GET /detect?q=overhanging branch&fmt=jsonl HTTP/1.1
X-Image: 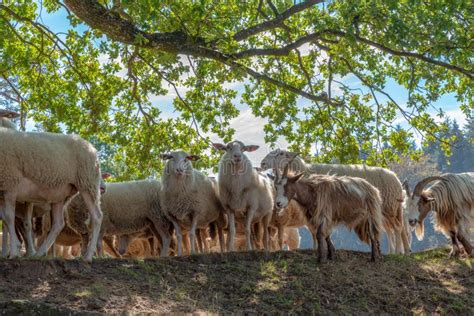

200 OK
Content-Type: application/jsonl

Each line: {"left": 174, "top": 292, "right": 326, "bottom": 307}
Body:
{"left": 233, "top": 0, "right": 322, "bottom": 42}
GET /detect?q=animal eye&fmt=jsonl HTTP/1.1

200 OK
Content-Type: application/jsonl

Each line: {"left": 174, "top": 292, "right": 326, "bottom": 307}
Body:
{"left": 279, "top": 152, "right": 284, "bottom": 155}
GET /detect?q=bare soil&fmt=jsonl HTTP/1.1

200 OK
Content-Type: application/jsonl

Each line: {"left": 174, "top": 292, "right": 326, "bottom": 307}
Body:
{"left": 0, "top": 248, "right": 472, "bottom": 314}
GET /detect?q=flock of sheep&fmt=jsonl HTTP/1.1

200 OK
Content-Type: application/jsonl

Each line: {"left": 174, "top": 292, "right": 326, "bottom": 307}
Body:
{"left": 0, "top": 109, "right": 473, "bottom": 262}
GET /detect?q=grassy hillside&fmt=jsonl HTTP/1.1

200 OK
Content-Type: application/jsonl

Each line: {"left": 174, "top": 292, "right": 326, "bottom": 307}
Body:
{"left": 0, "top": 249, "right": 472, "bottom": 314}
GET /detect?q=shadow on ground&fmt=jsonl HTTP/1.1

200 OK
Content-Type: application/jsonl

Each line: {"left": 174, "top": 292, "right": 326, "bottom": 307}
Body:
{"left": 0, "top": 249, "right": 472, "bottom": 314}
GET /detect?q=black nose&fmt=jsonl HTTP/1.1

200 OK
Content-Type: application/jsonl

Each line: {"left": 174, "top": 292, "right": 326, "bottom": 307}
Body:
{"left": 409, "top": 219, "right": 417, "bottom": 226}
{"left": 276, "top": 202, "right": 282, "bottom": 208}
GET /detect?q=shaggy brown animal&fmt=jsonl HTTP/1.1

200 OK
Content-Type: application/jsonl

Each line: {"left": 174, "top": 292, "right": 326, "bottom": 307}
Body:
{"left": 273, "top": 166, "right": 383, "bottom": 262}
{"left": 405, "top": 173, "right": 473, "bottom": 257}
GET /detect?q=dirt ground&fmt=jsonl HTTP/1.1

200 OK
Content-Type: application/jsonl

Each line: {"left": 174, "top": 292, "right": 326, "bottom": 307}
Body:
{"left": 0, "top": 248, "right": 472, "bottom": 314}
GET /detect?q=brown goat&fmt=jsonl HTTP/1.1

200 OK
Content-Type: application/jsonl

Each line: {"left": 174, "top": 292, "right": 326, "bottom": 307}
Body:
{"left": 273, "top": 166, "right": 383, "bottom": 262}
{"left": 405, "top": 173, "right": 473, "bottom": 257}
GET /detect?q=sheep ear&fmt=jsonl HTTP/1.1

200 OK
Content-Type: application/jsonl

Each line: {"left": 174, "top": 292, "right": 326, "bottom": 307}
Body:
{"left": 289, "top": 173, "right": 304, "bottom": 183}
{"left": 186, "top": 155, "right": 200, "bottom": 161}
{"left": 101, "top": 172, "right": 113, "bottom": 179}
{"left": 243, "top": 145, "right": 259, "bottom": 152}
{"left": 160, "top": 153, "right": 173, "bottom": 160}
{"left": 212, "top": 143, "right": 227, "bottom": 151}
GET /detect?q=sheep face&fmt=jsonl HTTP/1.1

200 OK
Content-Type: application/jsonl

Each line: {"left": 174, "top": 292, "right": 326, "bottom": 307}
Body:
{"left": 212, "top": 141, "right": 259, "bottom": 165}
{"left": 273, "top": 173, "right": 304, "bottom": 210}
{"left": 260, "top": 149, "right": 297, "bottom": 170}
{"left": 161, "top": 150, "right": 199, "bottom": 177}
{"left": 117, "top": 234, "right": 132, "bottom": 255}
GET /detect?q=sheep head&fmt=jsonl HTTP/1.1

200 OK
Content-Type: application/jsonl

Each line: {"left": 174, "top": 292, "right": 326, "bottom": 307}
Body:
{"left": 405, "top": 176, "right": 442, "bottom": 240}
{"left": 260, "top": 149, "right": 299, "bottom": 170}
{"left": 160, "top": 150, "right": 199, "bottom": 177}
{"left": 212, "top": 140, "right": 258, "bottom": 165}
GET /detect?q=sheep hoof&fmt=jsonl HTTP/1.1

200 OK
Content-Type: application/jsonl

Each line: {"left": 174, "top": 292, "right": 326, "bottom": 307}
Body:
{"left": 317, "top": 256, "right": 328, "bottom": 264}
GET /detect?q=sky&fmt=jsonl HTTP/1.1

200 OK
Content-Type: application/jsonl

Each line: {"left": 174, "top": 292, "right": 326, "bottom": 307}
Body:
{"left": 34, "top": 5, "right": 469, "bottom": 165}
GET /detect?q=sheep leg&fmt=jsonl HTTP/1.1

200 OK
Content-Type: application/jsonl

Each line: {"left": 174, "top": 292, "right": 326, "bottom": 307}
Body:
{"left": 81, "top": 192, "right": 103, "bottom": 262}
{"left": 316, "top": 223, "right": 327, "bottom": 263}
{"left": 449, "top": 231, "right": 461, "bottom": 258}
{"left": 96, "top": 234, "right": 104, "bottom": 258}
{"left": 263, "top": 214, "right": 271, "bottom": 252}
{"left": 245, "top": 208, "right": 256, "bottom": 251}
{"left": 24, "top": 203, "right": 36, "bottom": 256}
{"left": 217, "top": 221, "right": 225, "bottom": 253}
{"left": 80, "top": 233, "right": 89, "bottom": 256}
{"left": 456, "top": 232, "right": 472, "bottom": 257}
{"left": 148, "top": 237, "right": 157, "bottom": 256}
{"left": 2, "top": 195, "right": 21, "bottom": 258}
{"left": 196, "top": 230, "right": 204, "bottom": 253}
{"left": 326, "top": 237, "right": 335, "bottom": 260}
{"left": 189, "top": 216, "right": 198, "bottom": 255}
{"left": 36, "top": 202, "right": 65, "bottom": 257}
{"left": 277, "top": 225, "right": 284, "bottom": 250}
{"left": 183, "top": 233, "right": 191, "bottom": 255}
{"left": 149, "top": 220, "right": 171, "bottom": 257}
{"left": 227, "top": 212, "right": 236, "bottom": 252}
{"left": 171, "top": 220, "right": 183, "bottom": 256}
{"left": 1, "top": 224, "right": 8, "bottom": 257}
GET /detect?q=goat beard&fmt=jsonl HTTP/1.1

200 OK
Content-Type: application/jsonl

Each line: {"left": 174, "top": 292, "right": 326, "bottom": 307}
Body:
{"left": 415, "top": 221, "right": 425, "bottom": 241}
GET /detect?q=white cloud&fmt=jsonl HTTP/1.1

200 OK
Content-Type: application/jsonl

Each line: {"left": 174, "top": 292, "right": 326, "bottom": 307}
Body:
{"left": 210, "top": 109, "right": 288, "bottom": 166}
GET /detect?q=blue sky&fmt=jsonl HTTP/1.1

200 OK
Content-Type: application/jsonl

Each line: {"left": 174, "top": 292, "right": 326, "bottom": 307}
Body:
{"left": 38, "top": 5, "right": 468, "bottom": 163}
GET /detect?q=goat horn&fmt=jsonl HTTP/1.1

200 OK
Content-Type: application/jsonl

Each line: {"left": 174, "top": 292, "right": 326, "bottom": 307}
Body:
{"left": 273, "top": 167, "right": 280, "bottom": 180}
{"left": 412, "top": 176, "right": 444, "bottom": 198}
{"left": 0, "top": 109, "right": 20, "bottom": 119}
{"left": 283, "top": 163, "right": 289, "bottom": 178}
{"left": 402, "top": 179, "right": 410, "bottom": 195}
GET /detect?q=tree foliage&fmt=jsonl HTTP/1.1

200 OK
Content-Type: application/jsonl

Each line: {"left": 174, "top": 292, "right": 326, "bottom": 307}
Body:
{"left": 0, "top": 0, "right": 472, "bottom": 178}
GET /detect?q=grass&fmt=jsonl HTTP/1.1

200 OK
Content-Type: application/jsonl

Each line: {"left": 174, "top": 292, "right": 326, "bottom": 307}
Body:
{"left": 0, "top": 248, "right": 471, "bottom": 314}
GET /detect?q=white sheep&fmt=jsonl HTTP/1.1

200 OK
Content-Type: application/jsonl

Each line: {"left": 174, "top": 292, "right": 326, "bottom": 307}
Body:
{"left": 405, "top": 173, "right": 473, "bottom": 257}
{"left": 160, "top": 150, "right": 226, "bottom": 255}
{"left": 67, "top": 179, "right": 173, "bottom": 257}
{"left": 213, "top": 141, "right": 274, "bottom": 252}
{"left": 0, "top": 124, "right": 103, "bottom": 261}
{"left": 261, "top": 149, "right": 409, "bottom": 254}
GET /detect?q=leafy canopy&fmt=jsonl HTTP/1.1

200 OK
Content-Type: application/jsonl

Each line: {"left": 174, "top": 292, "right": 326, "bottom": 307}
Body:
{"left": 0, "top": 0, "right": 472, "bottom": 179}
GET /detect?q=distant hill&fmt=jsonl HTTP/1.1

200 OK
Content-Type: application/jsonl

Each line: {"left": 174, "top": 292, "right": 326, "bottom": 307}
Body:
{"left": 0, "top": 249, "right": 472, "bottom": 314}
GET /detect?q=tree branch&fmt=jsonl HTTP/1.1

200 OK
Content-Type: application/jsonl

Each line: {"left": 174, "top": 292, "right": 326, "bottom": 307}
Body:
{"left": 232, "top": 32, "right": 323, "bottom": 58}
{"left": 233, "top": 0, "right": 322, "bottom": 42}
{"left": 326, "top": 30, "right": 473, "bottom": 80}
